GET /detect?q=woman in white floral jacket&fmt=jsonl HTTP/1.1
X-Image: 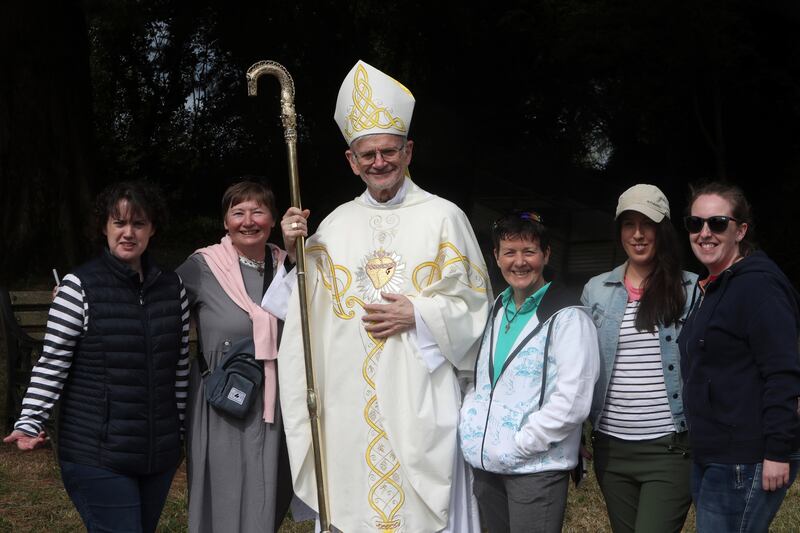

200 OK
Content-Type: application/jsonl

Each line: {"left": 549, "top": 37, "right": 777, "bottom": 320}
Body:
{"left": 459, "top": 211, "right": 599, "bottom": 533}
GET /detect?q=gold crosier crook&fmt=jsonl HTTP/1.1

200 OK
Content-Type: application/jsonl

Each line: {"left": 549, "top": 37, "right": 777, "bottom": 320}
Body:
{"left": 246, "top": 60, "right": 332, "bottom": 533}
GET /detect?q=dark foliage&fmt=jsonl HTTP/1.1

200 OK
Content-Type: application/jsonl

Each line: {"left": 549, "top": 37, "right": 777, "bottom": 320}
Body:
{"left": 2, "top": 0, "right": 799, "bottom": 284}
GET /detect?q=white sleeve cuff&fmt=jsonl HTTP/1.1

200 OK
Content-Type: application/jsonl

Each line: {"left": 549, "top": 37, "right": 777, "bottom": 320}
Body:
{"left": 262, "top": 262, "right": 296, "bottom": 320}
{"left": 411, "top": 303, "right": 446, "bottom": 372}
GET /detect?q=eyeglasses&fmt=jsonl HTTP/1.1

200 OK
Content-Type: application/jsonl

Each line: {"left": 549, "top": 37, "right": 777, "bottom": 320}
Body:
{"left": 352, "top": 145, "right": 405, "bottom": 165}
{"left": 683, "top": 215, "right": 739, "bottom": 234}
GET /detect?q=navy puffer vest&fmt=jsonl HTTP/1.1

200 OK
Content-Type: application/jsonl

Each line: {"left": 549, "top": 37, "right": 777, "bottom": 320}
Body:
{"left": 58, "top": 251, "right": 183, "bottom": 475}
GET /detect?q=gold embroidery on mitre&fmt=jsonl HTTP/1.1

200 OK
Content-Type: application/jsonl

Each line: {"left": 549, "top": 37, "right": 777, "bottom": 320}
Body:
{"left": 345, "top": 64, "right": 408, "bottom": 139}
{"left": 357, "top": 249, "right": 405, "bottom": 303}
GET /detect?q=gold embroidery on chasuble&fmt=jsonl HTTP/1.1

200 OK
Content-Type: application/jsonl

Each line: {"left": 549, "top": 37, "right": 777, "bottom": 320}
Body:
{"left": 306, "top": 241, "right": 408, "bottom": 531}
{"left": 306, "top": 244, "right": 355, "bottom": 320}
{"left": 363, "top": 332, "right": 405, "bottom": 531}
{"left": 412, "top": 242, "right": 489, "bottom": 294}
{"left": 307, "top": 226, "right": 487, "bottom": 531}
{"left": 345, "top": 64, "right": 408, "bottom": 140}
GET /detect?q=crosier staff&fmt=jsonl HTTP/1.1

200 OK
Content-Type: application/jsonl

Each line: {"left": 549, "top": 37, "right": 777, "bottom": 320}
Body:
{"left": 246, "top": 60, "right": 331, "bottom": 533}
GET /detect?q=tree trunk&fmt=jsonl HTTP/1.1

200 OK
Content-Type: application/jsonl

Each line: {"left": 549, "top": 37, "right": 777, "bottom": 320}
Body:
{"left": 0, "top": 1, "right": 94, "bottom": 285}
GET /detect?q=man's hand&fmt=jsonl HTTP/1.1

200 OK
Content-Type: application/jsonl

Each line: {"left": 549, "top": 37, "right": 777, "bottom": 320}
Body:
{"left": 281, "top": 207, "right": 310, "bottom": 265}
{"left": 362, "top": 293, "right": 415, "bottom": 339}
{"left": 762, "top": 459, "right": 790, "bottom": 491}
{"left": 3, "top": 430, "right": 47, "bottom": 451}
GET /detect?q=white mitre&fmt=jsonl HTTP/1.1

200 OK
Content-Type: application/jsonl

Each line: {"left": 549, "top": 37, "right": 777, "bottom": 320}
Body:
{"left": 334, "top": 60, "right": 415, "bottom": 145}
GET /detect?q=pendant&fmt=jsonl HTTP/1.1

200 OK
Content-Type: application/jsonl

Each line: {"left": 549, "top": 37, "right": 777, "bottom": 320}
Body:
{"left": 505, "top": 322, "right": 511, "bottom": 333}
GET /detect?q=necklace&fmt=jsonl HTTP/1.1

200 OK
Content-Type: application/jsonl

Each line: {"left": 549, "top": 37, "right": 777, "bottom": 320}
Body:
{"left": 504, "top": 303, "right": 524, "bottom": 333}
{"left": 238, "top": 255, "right": 266, "bottom": 276}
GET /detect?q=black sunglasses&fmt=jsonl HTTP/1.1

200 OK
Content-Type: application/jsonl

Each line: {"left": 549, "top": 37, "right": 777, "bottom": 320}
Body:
{"left": 683, "top": 215, "right": 738, "bottom": 234}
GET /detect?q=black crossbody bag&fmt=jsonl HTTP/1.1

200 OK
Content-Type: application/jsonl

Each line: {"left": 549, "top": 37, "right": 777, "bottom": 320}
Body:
{"left": 200, "top": 337, "right": 263, "bottom": 419}
{"left": 196, "top": 248, "right": 274, "bottom": 418}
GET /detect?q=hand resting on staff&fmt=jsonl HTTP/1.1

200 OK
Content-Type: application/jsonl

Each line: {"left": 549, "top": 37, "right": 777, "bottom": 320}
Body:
{"left": 280, "top": 206, "right": 310, "bottom": 265}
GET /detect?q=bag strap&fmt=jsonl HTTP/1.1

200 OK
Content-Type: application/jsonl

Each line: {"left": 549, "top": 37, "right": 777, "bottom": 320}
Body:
{"left": 197, "top": 350, "right": 210, "bottom": 377}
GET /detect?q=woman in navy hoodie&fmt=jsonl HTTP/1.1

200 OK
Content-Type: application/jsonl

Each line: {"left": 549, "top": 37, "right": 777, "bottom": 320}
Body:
{"left": 679, "top": 181, "right": 800, "bottom": 532}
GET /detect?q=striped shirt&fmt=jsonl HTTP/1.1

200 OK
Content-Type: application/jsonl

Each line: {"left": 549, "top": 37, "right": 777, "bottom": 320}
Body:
{"left": 14, "top": 273, "right": 191, "bottom": 437}
{"left": 597, "top": 300, "right": 675, "bottom": 440}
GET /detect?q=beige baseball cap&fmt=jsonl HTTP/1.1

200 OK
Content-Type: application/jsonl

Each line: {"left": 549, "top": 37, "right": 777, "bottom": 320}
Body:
{"left": 615, "top": 184, "right": 670, "bottom": 222}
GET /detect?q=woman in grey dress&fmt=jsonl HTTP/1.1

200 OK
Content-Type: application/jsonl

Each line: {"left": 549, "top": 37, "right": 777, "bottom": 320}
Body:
{"left": 177, "top": 181, "right": 291, "bottom": 533}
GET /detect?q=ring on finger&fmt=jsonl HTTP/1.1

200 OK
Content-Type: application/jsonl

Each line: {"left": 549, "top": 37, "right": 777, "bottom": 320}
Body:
{"left": 291, "top": 222, "right": 298, "bottom": 230}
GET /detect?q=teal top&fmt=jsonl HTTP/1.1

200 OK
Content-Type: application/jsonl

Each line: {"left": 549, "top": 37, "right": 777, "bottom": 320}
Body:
{"left": 493, "top": 282, "right": 551, "bottom": 385}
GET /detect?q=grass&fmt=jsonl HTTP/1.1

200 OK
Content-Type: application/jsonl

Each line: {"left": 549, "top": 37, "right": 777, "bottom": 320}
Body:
{"left": 0, "top": 445, "right": 315, "bottom": 533}
{"left": 2, "top": 440, "right": 798, "bottom": 532}
{"left": 1, "top": 347, "right": 798, "bottom": 531}
{"left": 0, "top": 340, "right": 312, "bottom": 532}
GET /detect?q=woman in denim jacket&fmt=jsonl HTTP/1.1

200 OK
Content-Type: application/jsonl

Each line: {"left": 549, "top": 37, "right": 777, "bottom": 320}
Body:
{"left": 581, "top": 184, "right": 696, "bottom": 533}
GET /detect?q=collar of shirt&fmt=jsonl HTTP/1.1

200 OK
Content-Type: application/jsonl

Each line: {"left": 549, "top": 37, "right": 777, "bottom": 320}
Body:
{"left": 623, "top": 275, "right": 644, "bottom": 302}
{"left": 500, "top": 281, "right": 551, "bottom": 316}
{"left": 361, "top": 177, "right": 409, "bottom": 206}
{"left": 493, "top": 282, "right": 552, "bottom": 385}
{"left": 699, "top": 273, "right": 719, "bottom": 292}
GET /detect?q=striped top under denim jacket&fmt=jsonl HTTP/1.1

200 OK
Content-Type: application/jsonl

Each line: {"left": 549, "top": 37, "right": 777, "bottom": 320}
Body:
{"left": 459, "top": 285, "right": 600, "bottom": 474}
{"left": 580, "top": 263, "right": 697, "bottom": 433}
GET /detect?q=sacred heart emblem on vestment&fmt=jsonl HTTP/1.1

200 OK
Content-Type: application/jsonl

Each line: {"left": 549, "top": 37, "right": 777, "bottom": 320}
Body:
{"left": 365, "top": 253, "right": 397, "bottom": 289}
{"left": 356, "top": 249, "right": 405, "bottom": 302}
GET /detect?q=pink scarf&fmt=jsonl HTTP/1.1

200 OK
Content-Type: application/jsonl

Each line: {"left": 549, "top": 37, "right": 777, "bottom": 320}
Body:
{"left": 197, "top": 236, "right": 286, "bottom": 423}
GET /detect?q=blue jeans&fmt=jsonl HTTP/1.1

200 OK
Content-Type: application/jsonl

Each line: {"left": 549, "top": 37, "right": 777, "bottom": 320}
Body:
{"left": 692, "top": 454, "right": 800, "bottom": 532}
{"left": 60, "top": 460, "right": 178, "bottom": 533}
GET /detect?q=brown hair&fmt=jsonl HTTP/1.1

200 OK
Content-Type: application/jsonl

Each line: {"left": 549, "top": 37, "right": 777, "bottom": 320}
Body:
{"left": 94, "top": 181, "right": 167, "bottom": 241}
{"left": 221, "top": 181, "right": 277, "bottom": 220}
{"left": 687, "top": 181, "right": 757, "bottom": 256}
{"left": 491, "top": 210, "right": 551, "bottom": 252}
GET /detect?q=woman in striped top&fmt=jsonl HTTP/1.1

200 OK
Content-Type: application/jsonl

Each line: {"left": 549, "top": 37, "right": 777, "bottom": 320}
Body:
{"left": 581, "top": 184, "right": 697, "bottom": 533}
{"left": 3, "top": 181, "right": 190, "bottom": 533}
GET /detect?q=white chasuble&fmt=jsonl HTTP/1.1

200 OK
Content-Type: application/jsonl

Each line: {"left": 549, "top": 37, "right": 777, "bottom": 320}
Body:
{"left": 279, "top": 180, "right": 490, "bottom": 533}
